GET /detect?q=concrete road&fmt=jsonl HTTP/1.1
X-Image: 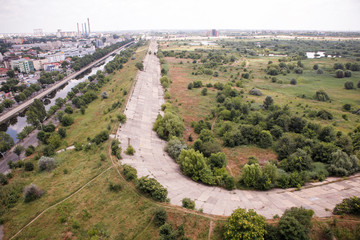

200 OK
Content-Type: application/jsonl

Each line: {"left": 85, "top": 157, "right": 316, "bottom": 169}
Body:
{"left": 0, "top": 41, "right": 134, "bottom": 124}
{"left": 116, "top": 40, "right": 360, "bottom": 218}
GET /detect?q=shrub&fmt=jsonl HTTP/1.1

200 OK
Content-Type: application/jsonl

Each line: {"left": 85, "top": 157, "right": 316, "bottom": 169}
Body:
{"left": 0, "top": 173, "right": 8, "bottom": 185}
{"left": 278, "top": 207, "right": 314, "bottom": 240}
{"left": 58, "top": 128, "right": 66, "bottom": 138}
{"left": 125, "top": 145, "right": 135, "bottom": 155}
{"left": 334, "top": 63, "right": 344, "bottom": 70}
{"left": 208, "top": 152, "right": 227, "bottom": 169}
{"left": 344, "top": 70, "right": 352, "bottom": 78}
{"left": 153, "top": 112, "right": 185, "bottom": 140}
{"left": 317, "top": 69, "right": 324, "bottom": 74}
{"left": 263, "top": 96, "right": 274, "bottom": 110}
{"left": 318, "top": 126, "right": 336, "bottom": 143}
{"left": 193, "top": 80, "right": 202, "bottom": 88}
{"left": 24, "top": 162, "right": 34, "bottom": 171}
{"left": 290, "top": 78, "right": 297, "bottom": 85}
{"left": 135, "top": 62, "right": 144, "bottom": 71}
{"left": 313, "top": 64, "right": 319, "bottom": 70}
{"left": 280, "top": 149, "right": 312, "bottom": 172}
{"left": 344, "top": 81, "right": 354, "bottom": 89}
{"left": 201, "top": 87, "right": 208, "bottom": 96}
{"left": 108, "top": 182, "right": 122, "bottom": 192}
{"left": 327, "top": 150, "right": 358, "bottom": 176}
{"left": 294, "top": 67, "right": 303, "bottom": 74}
{"left": 164, "top": 137, "right": 187, "bottom": 160}
{"left": 182, "top": 198, "right": 195, "bottom": 209}
{"left": 116, "top": 114, "right": 127, "bottom": 123}
{"left": 187, "top": 82, "right": 193, "bottom": 90}
{"left": 122, "top": 164, "right": 137, "bottom": 181}
{"left": 101, "top": 91, "right": 108, "bottom": 99}
{"left": 137, "top": 176, "right": 168, "bottom": 202}
{"left": 316, "top": 110, "right": 333, "bottom": 120}
{"left": 23, "top": 184, "right": 44, "bottom": 202}
{"left": 241, "top": 163, "right": 262, "bottom": 188}
{"left": 64, "top": 106, "right": 73, "bottom": 114}
{"left": 38, "top": 156, "right": 56, "bottom": 171}
{"left": 249, "top": 88, "right": 263, "bottom": 96}
{"left": 259, "top": 130, "right": 273, "bottom": 148}
{"left": 178, "top": 149, "right": 214, "bottom": 185}
{"left": 60, "top": 114, "right": 74, "bottom": 126}
{"left": 92, "top": 130, "right": 109, "bottom": 144}
{"left": 160, "top": 76, "right": 170, "bottom": 88}
{"left": 333, "top": 196, "right": 360, "bottom": 216}
{"left": 224, "top": 208, "right": 266, "bottom": 240}
{"left": 343, "top": 104, "right": 351, "bottom": 111}
{"left": 25, "top": 145, "right": 35, "bottom": 156}
{"left": 314, "top": 90, "right": 330, "bottom": 102}
{"left": 154, "top": 208, "right": 167, "bottom": 227}
{"left": 335, "top": 69, "right": 344, "bottom": 78}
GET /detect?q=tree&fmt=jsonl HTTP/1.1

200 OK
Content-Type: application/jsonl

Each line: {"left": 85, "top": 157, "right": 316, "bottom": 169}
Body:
{"left": 344, "top": 81, "right": 354, "bottom": 89}
{"left": 0, "top": 132, "right": 14, "bottom": 153}
{"left": 344, "top": 70, "right": 352, "bottom": 78}
{"left": 334, "top": 63, "right": 344, "bottom": 70}
{"left": 278, "top": 207, "right": 314, "bottom": 240}
{"left": 182, "top": 198, "right": 195, "bottom": 209}
{"left": 241, "top": 163, "right": 262, "bottom": 188}
{"left": 14, "top": 145, "right": 24, "bottom": 160}
{"left": 259, "top": 130, "right": 273, "bottom": 148}
{"left": 328, "top": 150, "right": 359, "bottom": 176}
{"left": 201, "top": 87, "right": 208, "bottom": 96}
{"left": 313, "top": 64, "right": 319, "bottom": 70}
{"left": 314, "top": 90, "right": 330, "bottom": 102}
{"left": 153, "top": 111, "right": 185, "bottom": 140}
{"left": 23, "top": 184, "right": 44, "bottom": 202}
{"left": 178, "top": 149, "right": 214, "bottom": 185}
{"left": 290, "top": 78, "right": 297, "bottom": 85}
{"left": 263, "top": 96, "right": 273, "bottom": 110}
{"left": 135, "top": 62, "right": 144, "bottom": 71}
{"left": 281, "top": 149, "right": 312, "bottom": 172}
{"left": 60, "top": 114, "right": 74, "bottom": 126}
{"left": 154, "top": 208, "right": 167, "bottom": 227}
{"left": 335, "top": 69, "right": 344, "bottom": 78}
{"left": 164, "top": 137, "right": 187, "bottom": 160}
{"left": 3, "top": 99, "right": 14, "bottom": 108}
{"left": 224, "top": 208, "right": 266, "bottom": 240}
{"left": 6, "top": 70, "right": 15, "bottom": 78}
{"left": 318, "top": 126, "right": 335, "bottom": 143}
{"left": 208, "top": 152, "right": 227, "bottom": 169}
{"left": 26, "top": 99, "right": 46, "bottom": 127}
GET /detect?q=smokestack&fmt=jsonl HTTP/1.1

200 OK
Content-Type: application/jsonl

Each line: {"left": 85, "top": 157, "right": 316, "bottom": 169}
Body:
{"left": 81, "top": 23, "right": 84, "bottom": 36}
{"left": 87, "top": 18, "right": 91, "bottom": 34}
{"left": 77, "top": 23, "right": 80, "bottom": 36}
{"left": 85, "top": 23, "right": 87, "bottom": 37}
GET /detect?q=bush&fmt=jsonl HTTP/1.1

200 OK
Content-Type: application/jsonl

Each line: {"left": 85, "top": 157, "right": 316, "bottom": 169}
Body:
{"left": 344, "top": 81, "right": 354, "bottom": 89}
{"left": 64, "top": 106, "right": 73, "bottom": 114}
{"left": 116, "top": 114, "right": 127, "bottom": 123}
{"left": 178, "top": 149, "right": 214, "bottom": 185}
{"left": 58, "top": 128, "right": 66, "bottom": 138}
{"left": 259, "top": 130, "right": 273, "bottom": 148}
{"left": 60, "top": 114, "right": 74, "bottom": 126}
{"left": 0, "top": 173, "right": 8, "bottom": 185}
{"left": 164, "top": 137, "right": 187, "bottom": 160}
{"left": 335, "top": 69, "right": 344, "bottom": 78}
{"left": 313, "top": 64, "right": 319, "bottom": 70}
{"left": 224, "top": 208, "right": 266, "bottom": 240}
{"left": 290, "top": 78, "right": 297, "bottom": 85}
{"left": 333, "top": 196, "right": 360, "bottom": 216}
{"left": 187, "top": 82, "right": 193, "bottom": 89}
{"left": 208, "top": 152, "right": 227, "bottom": 169}
{"left": 294, "top": 67, "right": 303, "bottom": 74}
{"left": 154, "top": 208, "right": 167, "bottom": 227}
{"left": 137, "top": 176, "right": 168, "bottom": 202}
{"left": 316, "top": 110, "right": 333, "bottom": 120}
{"left": 101, "top": 91, "right": 108, "bottom": 99}
{"left": 92, "top": 130, "right": 109, "bottom": 144}
{"left": 122, "top": 164, "right": 137, "bottom": 181}
{"left": 201, "top": 87, "right": 208, "bottom": 96}
{"left": 24, "top": 162, "right": 34, "bottom": 171}
{"left": 23, "top": 184, "right": 44, "bottom": 202}
{"left": 125, "top": 145, "right": 135, "bottom": 155}
{"left": 327, "top": 150, "right": 358, "bottom": 176}
{"left": 135, "top": 62, "right": 144, "bottom": 71}
{"left": 25, "top": 145, "right": 35, "bottom": 156}
{"left": 108, "top": 182, "right": 122, "bottom": 192}
{"left": 241, "top": 163, "right": 262, "bottom": 188}
{"left": 278, "top": 207, "right": 314, "bottom": 240}
{"left": 314, "top": 90, "right": 330, "bottom": 102}
{"left": 182, "top": 198, "right": 195, "bottom": 209}
{"left": 344, "top": 70, "right": 352, "bottom": 78}
{"left": 249, "top": 88, "right": 263, "bottom": 96}
{"left": 343, "top": 104, "right": 351, "bottom": 111}
{"left": 153, "top": 111, "right": 185, "bottom": 140}
{"left": 280, "top": 149, "right": 312, "bottom": 172}
{"left": 38, "top": 156, "right": 56, "bottom": 171}
{"left": 317, "top": 69, "right": 324, "bottom": 74}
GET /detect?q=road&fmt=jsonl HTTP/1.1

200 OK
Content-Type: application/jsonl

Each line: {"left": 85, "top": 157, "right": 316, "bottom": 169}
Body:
{"left": 0, "top": 41, "right": 134, "bottom": 125}
{"left": 117, "top": 40, "right": 360, "bottom": 218}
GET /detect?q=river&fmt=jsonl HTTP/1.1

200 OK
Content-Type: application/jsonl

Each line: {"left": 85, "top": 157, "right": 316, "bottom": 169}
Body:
{"left": 0, "top": 52, "right": 118, "bottom": 143}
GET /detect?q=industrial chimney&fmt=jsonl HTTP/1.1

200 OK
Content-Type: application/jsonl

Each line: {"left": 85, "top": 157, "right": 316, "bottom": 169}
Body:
{"left": 87, "top": 18, "right": 91, "bottom": 34}
{"left": 77, "top": 23, "right": 80, "bottom": 37}
{"left": 81, "top": 23, "right": 84, "bottom": 36}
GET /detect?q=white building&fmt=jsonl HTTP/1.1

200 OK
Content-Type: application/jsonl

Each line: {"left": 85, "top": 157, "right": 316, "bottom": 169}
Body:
{"left": 47, "top": 53, "right": 65, "bottom": 62}
{"left": 32, "top": 59, "right": 49, "bottom": 70}
{"left": 0, "top": 53, "right": 3, "bottom": 62}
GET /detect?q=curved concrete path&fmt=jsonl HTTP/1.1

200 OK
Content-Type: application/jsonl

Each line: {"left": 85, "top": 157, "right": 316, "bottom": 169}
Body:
{"left": 117, "top": 40, "right": 360, "bottom": 218}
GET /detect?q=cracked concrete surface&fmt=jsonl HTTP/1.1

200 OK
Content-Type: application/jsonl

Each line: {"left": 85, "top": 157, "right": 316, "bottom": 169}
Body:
{"left": 116, "top": 40, "right": 360, "bottom": 218}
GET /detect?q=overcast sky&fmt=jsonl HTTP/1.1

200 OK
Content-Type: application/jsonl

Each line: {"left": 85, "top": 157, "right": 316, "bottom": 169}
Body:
{"left": 1, "top": 0, "right": 359, "bottom": 33}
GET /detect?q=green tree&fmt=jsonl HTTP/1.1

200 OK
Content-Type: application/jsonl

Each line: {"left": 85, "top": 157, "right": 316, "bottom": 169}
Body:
{"left": 14, "top": 145, "right": 24, "bottom": 160}
{"left": 26, "top": 99, "right": 46, "bottom": 127}
{"left": 6, "top": 70, "right": 15, "bottom": 78}
{"left": 259, "top": 130, "right": 273, "bottom": 148}
{"left": 335, "top": 69, "right": 344, "bottom": 78}
{"left": 241, "top": 163, "right": 262, "bottom": 188}
{"left": 0, "top": 132, "right": 14, "bottom": 152}
{"left": 60, "top": 114, "right": 74, "bottom": 126}
{"left": 344, "top": 81, "right": 354, "bottom": 89}
{"left": 153, "top": 111, "right": 185, "bottom": 140}
{"left": 263, "top": 96, "right": 273, "bottom": 110}
{"left": 224, "top": 208, "right": 266, "bottom": 240}
{"left": 281, "top": 149, "right": 312, "bottom": 172}
{"left": 135, "top": 62, "right": 144, "bottom": 71}
{"left": 178, "top": 149, "right": 214, "bottom": 185}
{"left": 3, "top": 99, "right": 14, "bottom": 108}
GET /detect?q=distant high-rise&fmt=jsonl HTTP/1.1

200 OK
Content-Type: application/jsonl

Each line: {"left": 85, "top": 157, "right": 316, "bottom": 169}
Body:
{"left": 87, "top": 18, "right": 91, "bottom": 34}
{"left": 211, "top": 29, "right": 219, "bottom": 37}
{"left": 77, "top": 23, "right": 80, "bottom": 37}
{"left": 85, "top": 23, "right": 88, "bottom": 37}
{"left": 81, "top": 23, "right": 84, "bottom": 36}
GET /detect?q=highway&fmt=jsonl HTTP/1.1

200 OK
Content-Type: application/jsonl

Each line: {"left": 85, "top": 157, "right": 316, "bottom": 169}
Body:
{"left": 0, "top": 40, "right": 134, "bottom": 124}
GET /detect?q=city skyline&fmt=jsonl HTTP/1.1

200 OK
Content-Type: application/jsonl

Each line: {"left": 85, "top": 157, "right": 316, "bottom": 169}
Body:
{"left": 0, "top": 0, "right": 360, "bottom": 33}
